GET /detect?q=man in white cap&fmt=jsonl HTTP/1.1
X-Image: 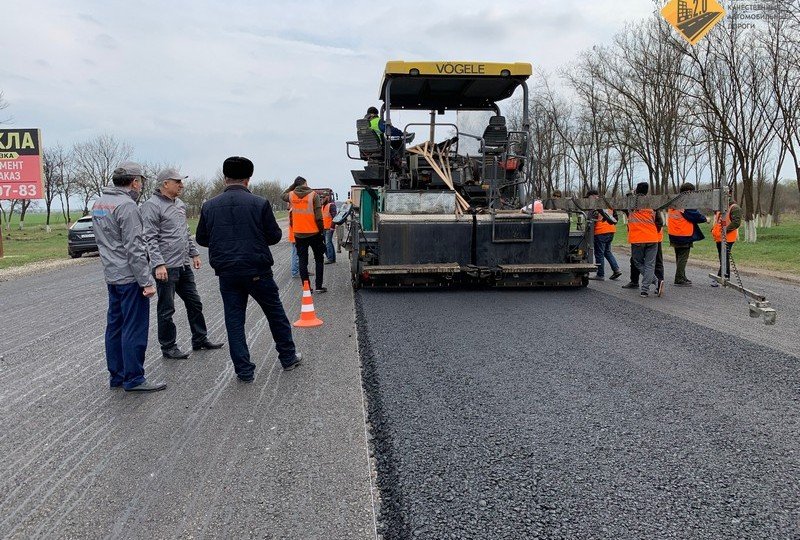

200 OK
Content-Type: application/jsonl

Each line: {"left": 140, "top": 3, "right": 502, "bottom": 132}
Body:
{"left": 141, "top": 168, "right": 223, "bottom": 359}
{"left": 92, "top": 162, "right": 165, "bottom": 392}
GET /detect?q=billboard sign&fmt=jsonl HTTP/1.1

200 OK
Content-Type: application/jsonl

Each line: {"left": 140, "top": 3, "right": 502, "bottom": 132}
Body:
{"left": 0, "top": 128, "right": 44, "bottom": 200}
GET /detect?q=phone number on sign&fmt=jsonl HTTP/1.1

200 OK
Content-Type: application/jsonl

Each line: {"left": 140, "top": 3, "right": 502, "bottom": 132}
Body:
{"left": 0, "top": 184, "right": 38, "bottom": 198}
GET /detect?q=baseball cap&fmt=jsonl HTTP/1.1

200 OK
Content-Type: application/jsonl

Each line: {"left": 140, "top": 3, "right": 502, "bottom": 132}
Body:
{"left": 157, "top": 168, "right": 188, "bottom": 183}
{"left": 113, "top": 161, "right": 146, "bottom": 179}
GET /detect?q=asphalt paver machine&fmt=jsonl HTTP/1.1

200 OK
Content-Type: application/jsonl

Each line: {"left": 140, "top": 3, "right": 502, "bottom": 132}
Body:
{"left": 346, "top": 60, "right": 596, "bottom": 288}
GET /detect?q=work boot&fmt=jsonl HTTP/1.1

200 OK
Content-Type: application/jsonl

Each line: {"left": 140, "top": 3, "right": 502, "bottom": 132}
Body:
{"left": 610, "top": 270, "right": 623, "bottom": 280}
{"left": 622, "top": 282, "right": 638, "bottom": 289}
{"left": 163, "top": 346, "right": 190, "bottom": 359}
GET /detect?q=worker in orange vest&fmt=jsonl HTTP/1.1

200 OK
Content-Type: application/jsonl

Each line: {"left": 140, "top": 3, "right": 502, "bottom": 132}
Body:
{"left": 627, "top": 182, "right": 664, "bottom": 298}
{"left": 710, "top": 190, "right": 742, "bottom": 287}
{"left": 586, "top": 189, "right": 622, "bottom": 281}
{"left": 282, "top": 176, "right": 326, "bottom": 292}
{"left": 667, "top": 182, "right": 708, "bottom": 286}
{"left": 322, "top": 194, "right": 338, "bottom": 264}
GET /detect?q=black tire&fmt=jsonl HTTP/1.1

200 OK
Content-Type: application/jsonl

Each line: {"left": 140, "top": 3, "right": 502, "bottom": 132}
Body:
{"left": 69, "top": 252, "right": 81, "bottom": 259}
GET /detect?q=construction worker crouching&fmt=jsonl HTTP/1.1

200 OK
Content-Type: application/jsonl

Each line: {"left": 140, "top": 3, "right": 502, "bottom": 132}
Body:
{"left": 627, "top": 182, "right": 665, "bottom": 298}
{"left": 667, "top": 182, "right": 708, "bottom": 287}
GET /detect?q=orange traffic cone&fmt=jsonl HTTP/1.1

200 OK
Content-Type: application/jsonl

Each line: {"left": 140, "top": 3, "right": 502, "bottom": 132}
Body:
{"left": 293, "top": 280, "right": 323, "bottom": 328}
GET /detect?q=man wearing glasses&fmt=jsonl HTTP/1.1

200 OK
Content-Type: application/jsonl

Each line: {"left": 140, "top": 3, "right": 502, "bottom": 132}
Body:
{"left": 141, "top": 168, "right": 223, "bottom": 360}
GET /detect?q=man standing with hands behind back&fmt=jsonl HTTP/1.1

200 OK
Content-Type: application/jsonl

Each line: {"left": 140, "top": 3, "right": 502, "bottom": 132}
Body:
{"left": 92, "top": 161, "right": 166, "bottom": 392}
{"left": 196, "top": 157, "right": 302, "bottom": 382}
{"left": 141, "top": 168, "right": 223, "bottom": 359}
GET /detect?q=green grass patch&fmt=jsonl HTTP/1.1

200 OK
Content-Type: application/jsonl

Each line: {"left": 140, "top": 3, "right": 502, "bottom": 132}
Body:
{"left": 1, "top": 211, "right": 290, "bottom": 271}
{"left": 612, "top": 214, "right": 800, "bottom": 275}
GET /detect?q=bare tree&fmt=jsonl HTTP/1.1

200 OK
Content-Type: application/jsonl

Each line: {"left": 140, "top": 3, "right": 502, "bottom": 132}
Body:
{"left": 765, "top": 3, "right": 800, "bottom": 195}
{"left": 251, "top": 179, "right": 289, "bottom": 209}
{"left": 72, "top": 134, "right": 133, "bottom": 199}
{"left": 579, "top": 17, "right": 692, "bottom": 195}
{"left": 181, "top": 177, "right": 211, "bottom": 218}
{"left": 681, "top": 18, "right": 780, "bottom": 241}
{"left": 42, "top": 144, "right": 71, "bottom": 231}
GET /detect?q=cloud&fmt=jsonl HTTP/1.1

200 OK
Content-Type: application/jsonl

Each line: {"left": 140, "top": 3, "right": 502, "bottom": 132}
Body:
{"left": 93, "top": 33, "right": 118, "bottom": 50}
{"left": 0, "top": 0, "right": 658, "bottom": 197}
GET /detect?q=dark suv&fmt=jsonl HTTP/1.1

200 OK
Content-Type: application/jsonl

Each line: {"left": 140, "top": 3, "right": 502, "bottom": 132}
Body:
{"left": 67, "top": 216, "right": 97, "bottom": 258}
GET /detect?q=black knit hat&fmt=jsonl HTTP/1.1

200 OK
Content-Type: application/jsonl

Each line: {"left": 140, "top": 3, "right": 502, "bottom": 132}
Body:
{"left": 635, "top": 182, "right": 649, "bottom": 195}
{"left": 223, "top": 156, "right": 254, "bottom": 180}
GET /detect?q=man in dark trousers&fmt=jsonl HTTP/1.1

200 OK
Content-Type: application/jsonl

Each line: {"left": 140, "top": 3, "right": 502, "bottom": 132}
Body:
{"left": 282, "top": 177, "right": 326, "bottom": 292}
{"left": 196, "top": 156, "right": 302, "bottom": 381}
{"left": 92, "top": 161, "right": 166, "bottom": 392}
{"left": 667, "top": 182, "right": 708, "bottom": 286}
{"left": 141, "top": 168, "right": 223, "bottom": 359}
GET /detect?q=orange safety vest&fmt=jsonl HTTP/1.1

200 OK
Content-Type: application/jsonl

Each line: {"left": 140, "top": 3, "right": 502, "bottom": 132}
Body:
{"left": 289, "top": 191, "right": 319, "bottom": 234}
{"left": 712, "top": 205, "right": 739, "bottom": 243}
{"left": 594, "top": 209, "right": 616, "bottom": 235}
{"left": 667, "top": 208, "right": 693, "bottom": 237}
{"left": 627, "top": 209, "right": 662, "bottom": 244}
{"left": 288, "top": 210, "right": 295, "bottom": 243}
{"left": 322, "top": 202, "right": 333, "bottom": 230}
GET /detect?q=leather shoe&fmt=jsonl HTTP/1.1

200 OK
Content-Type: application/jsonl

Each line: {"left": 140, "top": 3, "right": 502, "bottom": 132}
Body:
{"left": 193, "top": 340, "right": 224, "bottom": 351}
{"left": 124, "top": 381, "right": 167, "bottom": 392}
{"left": 163, "top": 346, "right": 190, "bottom": 359}
{"left": 621, "top": 282, "right": 639, "bottom": 289}
{"left": 283, "top": 353, "right": 303, "bottom": 371}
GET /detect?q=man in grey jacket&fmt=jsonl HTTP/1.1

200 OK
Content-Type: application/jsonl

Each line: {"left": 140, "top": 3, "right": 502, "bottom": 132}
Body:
{"left": 141, "top": 168, "right": 223, "bottom": 359}
{"left": 92, "top": 162, "right": 165, "bottom": 392}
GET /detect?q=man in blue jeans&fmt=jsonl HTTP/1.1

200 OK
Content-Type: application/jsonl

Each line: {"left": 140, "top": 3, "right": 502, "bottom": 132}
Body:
{"left": 92, "top": 162, "right": 166, "bottom": 392}
{"left": 586, "top": 189, "right": 622, "bottom": 281}
{"left": 196, "top": 156, "right": 302, "bottom": 382}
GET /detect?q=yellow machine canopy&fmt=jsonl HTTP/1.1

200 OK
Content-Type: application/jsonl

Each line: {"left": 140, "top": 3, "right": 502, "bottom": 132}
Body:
{"left": 379, "top": 61, "right": 532, "bottom": 111}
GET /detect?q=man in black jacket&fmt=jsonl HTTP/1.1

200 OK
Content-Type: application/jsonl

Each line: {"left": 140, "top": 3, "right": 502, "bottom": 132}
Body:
{"left": 196, "top": 156, "right": 301, "bottom": 381}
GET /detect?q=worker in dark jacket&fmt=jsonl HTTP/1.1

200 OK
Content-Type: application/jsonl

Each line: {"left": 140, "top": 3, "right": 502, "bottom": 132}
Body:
{"left": 92, "top": 162, "right": 165, "bottom": 392}
{"left": 667, "top": 182, "right": 708, "bottom": 286}
{"left": 196, "top": 156, "right": 301, "bottom": 381}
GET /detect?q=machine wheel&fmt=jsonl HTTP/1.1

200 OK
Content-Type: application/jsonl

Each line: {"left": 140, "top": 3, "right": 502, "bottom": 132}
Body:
{"left": 580, "top": 275, "right": 589, "bottom": 287}
{"left": 69, "top": 252, "right": 81, "bottom": 259}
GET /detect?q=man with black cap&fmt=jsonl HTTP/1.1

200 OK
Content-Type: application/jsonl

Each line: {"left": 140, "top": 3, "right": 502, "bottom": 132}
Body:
{"left": 92, "top": 161, "right": 166, "bottom": 392}
{"left": 196, "top": 156, "right": 301, "bottom": 381}
{"left": 141, "top": 168, "right": 223, "bottom": 359}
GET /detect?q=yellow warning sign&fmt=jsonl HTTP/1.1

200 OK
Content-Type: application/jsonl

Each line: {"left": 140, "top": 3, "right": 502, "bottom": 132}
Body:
{"left": 662, "top": 0, "right": 726, "bottom": 45}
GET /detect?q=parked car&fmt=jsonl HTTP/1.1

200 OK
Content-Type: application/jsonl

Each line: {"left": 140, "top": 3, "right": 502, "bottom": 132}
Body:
{"left": 67, "top": 216, "right": 97, "bottom": 258}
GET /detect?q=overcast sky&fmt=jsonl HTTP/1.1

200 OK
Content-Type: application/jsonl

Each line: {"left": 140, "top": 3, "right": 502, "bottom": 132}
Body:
{"left": 2, "top": 0, "right": 657, "bottom": 198}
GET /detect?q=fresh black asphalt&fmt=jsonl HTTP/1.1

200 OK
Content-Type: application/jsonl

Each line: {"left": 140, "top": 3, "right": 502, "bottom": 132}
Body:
{"left": 357, "top": 259, "right": 800, "bottom": 539}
